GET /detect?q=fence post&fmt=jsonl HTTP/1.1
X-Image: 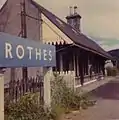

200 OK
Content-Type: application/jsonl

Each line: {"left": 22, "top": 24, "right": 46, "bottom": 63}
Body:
{"left": 0, "top": 71, "right": 4, "bottom": 120}
{"left": 43, "top": 67, "right": 52, "bottom": 108}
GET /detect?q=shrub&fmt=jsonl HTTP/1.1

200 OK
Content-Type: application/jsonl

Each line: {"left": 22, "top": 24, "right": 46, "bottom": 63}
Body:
{"left": 51, "top": 73, "right": 96, "bottom": 112}
{"left": 5, "top": 73, "right": 96, "bottom": 120}
{"left": 5, "top": 93, "right": 57, "bottom": 120}
{"left": 106, "top": 67, "right": 118, "bottom": 76}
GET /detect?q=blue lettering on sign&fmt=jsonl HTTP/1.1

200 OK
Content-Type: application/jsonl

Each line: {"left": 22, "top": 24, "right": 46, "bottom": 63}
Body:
{"left": 0, "top": 32, "right": 56, "bottom": 67}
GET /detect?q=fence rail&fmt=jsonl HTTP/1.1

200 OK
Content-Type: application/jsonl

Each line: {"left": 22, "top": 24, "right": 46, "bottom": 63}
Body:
{"left": 5, "top": 76, "right": 44, "bottom": 103}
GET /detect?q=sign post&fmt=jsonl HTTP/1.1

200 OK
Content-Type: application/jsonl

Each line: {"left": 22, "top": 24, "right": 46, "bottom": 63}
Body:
{"left": 0, "top": 71, "right": 4, "bottom": 120}
{"left": 43, "top": 67, "right": 53, "bottom": 107}
{"left": 0, "top": 32, "right": 56, "bottom": 118}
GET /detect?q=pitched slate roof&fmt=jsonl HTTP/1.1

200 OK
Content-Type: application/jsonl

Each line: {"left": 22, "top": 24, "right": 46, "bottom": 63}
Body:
{"left": 31, "top": 0, "right": 112, "bottom": 59}
{"left": 0, "top": 0, "right": 112, "bottom": 59}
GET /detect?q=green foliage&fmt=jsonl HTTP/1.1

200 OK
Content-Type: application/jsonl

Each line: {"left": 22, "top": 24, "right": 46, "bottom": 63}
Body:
{"left": 106, "top": 67, "right": 118, "bottom": 76}
{"left": 51, "top": 73, "right": 96, "bottom": 113}
{"left": 5, "top": 93, "right": 56, "bottom": 120}
{"left": 5, "top": 73, "right": 96, "bottom": 120}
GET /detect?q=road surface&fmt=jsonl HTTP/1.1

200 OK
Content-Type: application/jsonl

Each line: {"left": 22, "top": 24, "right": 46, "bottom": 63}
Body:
{"left": 63, "top": 77, "right": 119, "bottom": 120}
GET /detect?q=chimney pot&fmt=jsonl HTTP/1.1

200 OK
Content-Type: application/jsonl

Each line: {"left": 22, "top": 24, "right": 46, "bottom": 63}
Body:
{"left": 74, "top": 6, "right": 78, "bottom": 14}
{"left": 69, "top": 6, "right": 73, "bottom": 15}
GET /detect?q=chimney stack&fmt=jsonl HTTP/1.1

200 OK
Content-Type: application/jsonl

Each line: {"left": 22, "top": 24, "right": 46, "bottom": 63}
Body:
{"left": 66, "top": 5, "right": 81, "bottom": 32}
{"left": 69, "top": 6, "right": 73, "bottom": 15}
{"left": 74, "top": 6, "right": 77, "bottom": 14}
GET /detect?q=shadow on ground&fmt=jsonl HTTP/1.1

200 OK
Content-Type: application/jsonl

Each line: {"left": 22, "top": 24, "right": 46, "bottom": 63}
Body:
{"left": 89, "top": 80, "right": 119, "bottom": 100}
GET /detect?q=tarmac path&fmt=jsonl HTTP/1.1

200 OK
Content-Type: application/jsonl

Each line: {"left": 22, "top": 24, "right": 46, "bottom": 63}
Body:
{"left": 62, "top": 77, "right": 119, "bottom": 120}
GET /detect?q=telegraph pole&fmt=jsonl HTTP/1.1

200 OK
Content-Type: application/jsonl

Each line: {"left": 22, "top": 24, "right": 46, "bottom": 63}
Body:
{"left": 20, "top": 0, "right": 27, "bottom": 80}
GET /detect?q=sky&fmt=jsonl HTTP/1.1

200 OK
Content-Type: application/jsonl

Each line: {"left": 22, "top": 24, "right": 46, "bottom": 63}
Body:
{"left": 34, "top": 0, "right": 119, "bottom": 39}
{"left": 35, "top": 0, "right": 119, "bottom": 51}
{"left": 1, "top": 0, "right": 119, "bottom": 51}
{"left": 0, "top": 0, "right": 5, "bottom": 7}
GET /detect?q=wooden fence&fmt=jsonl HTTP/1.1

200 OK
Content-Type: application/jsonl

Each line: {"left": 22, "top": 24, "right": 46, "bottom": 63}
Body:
{"left": 4, "top": 76, "right": 44, "bottom": 103}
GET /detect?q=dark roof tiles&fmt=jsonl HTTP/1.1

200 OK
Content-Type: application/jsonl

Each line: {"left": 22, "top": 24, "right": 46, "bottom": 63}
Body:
{"left": 0, "top": 0, "right": 112, "bottom": 59}
{"left": 31, "top": 1, "right": 112, "bottom": 59}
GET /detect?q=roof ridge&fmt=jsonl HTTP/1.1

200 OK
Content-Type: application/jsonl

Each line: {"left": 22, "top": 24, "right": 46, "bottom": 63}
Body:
{"left": 31, "top": 1, "right": 112, "bottom": 59}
